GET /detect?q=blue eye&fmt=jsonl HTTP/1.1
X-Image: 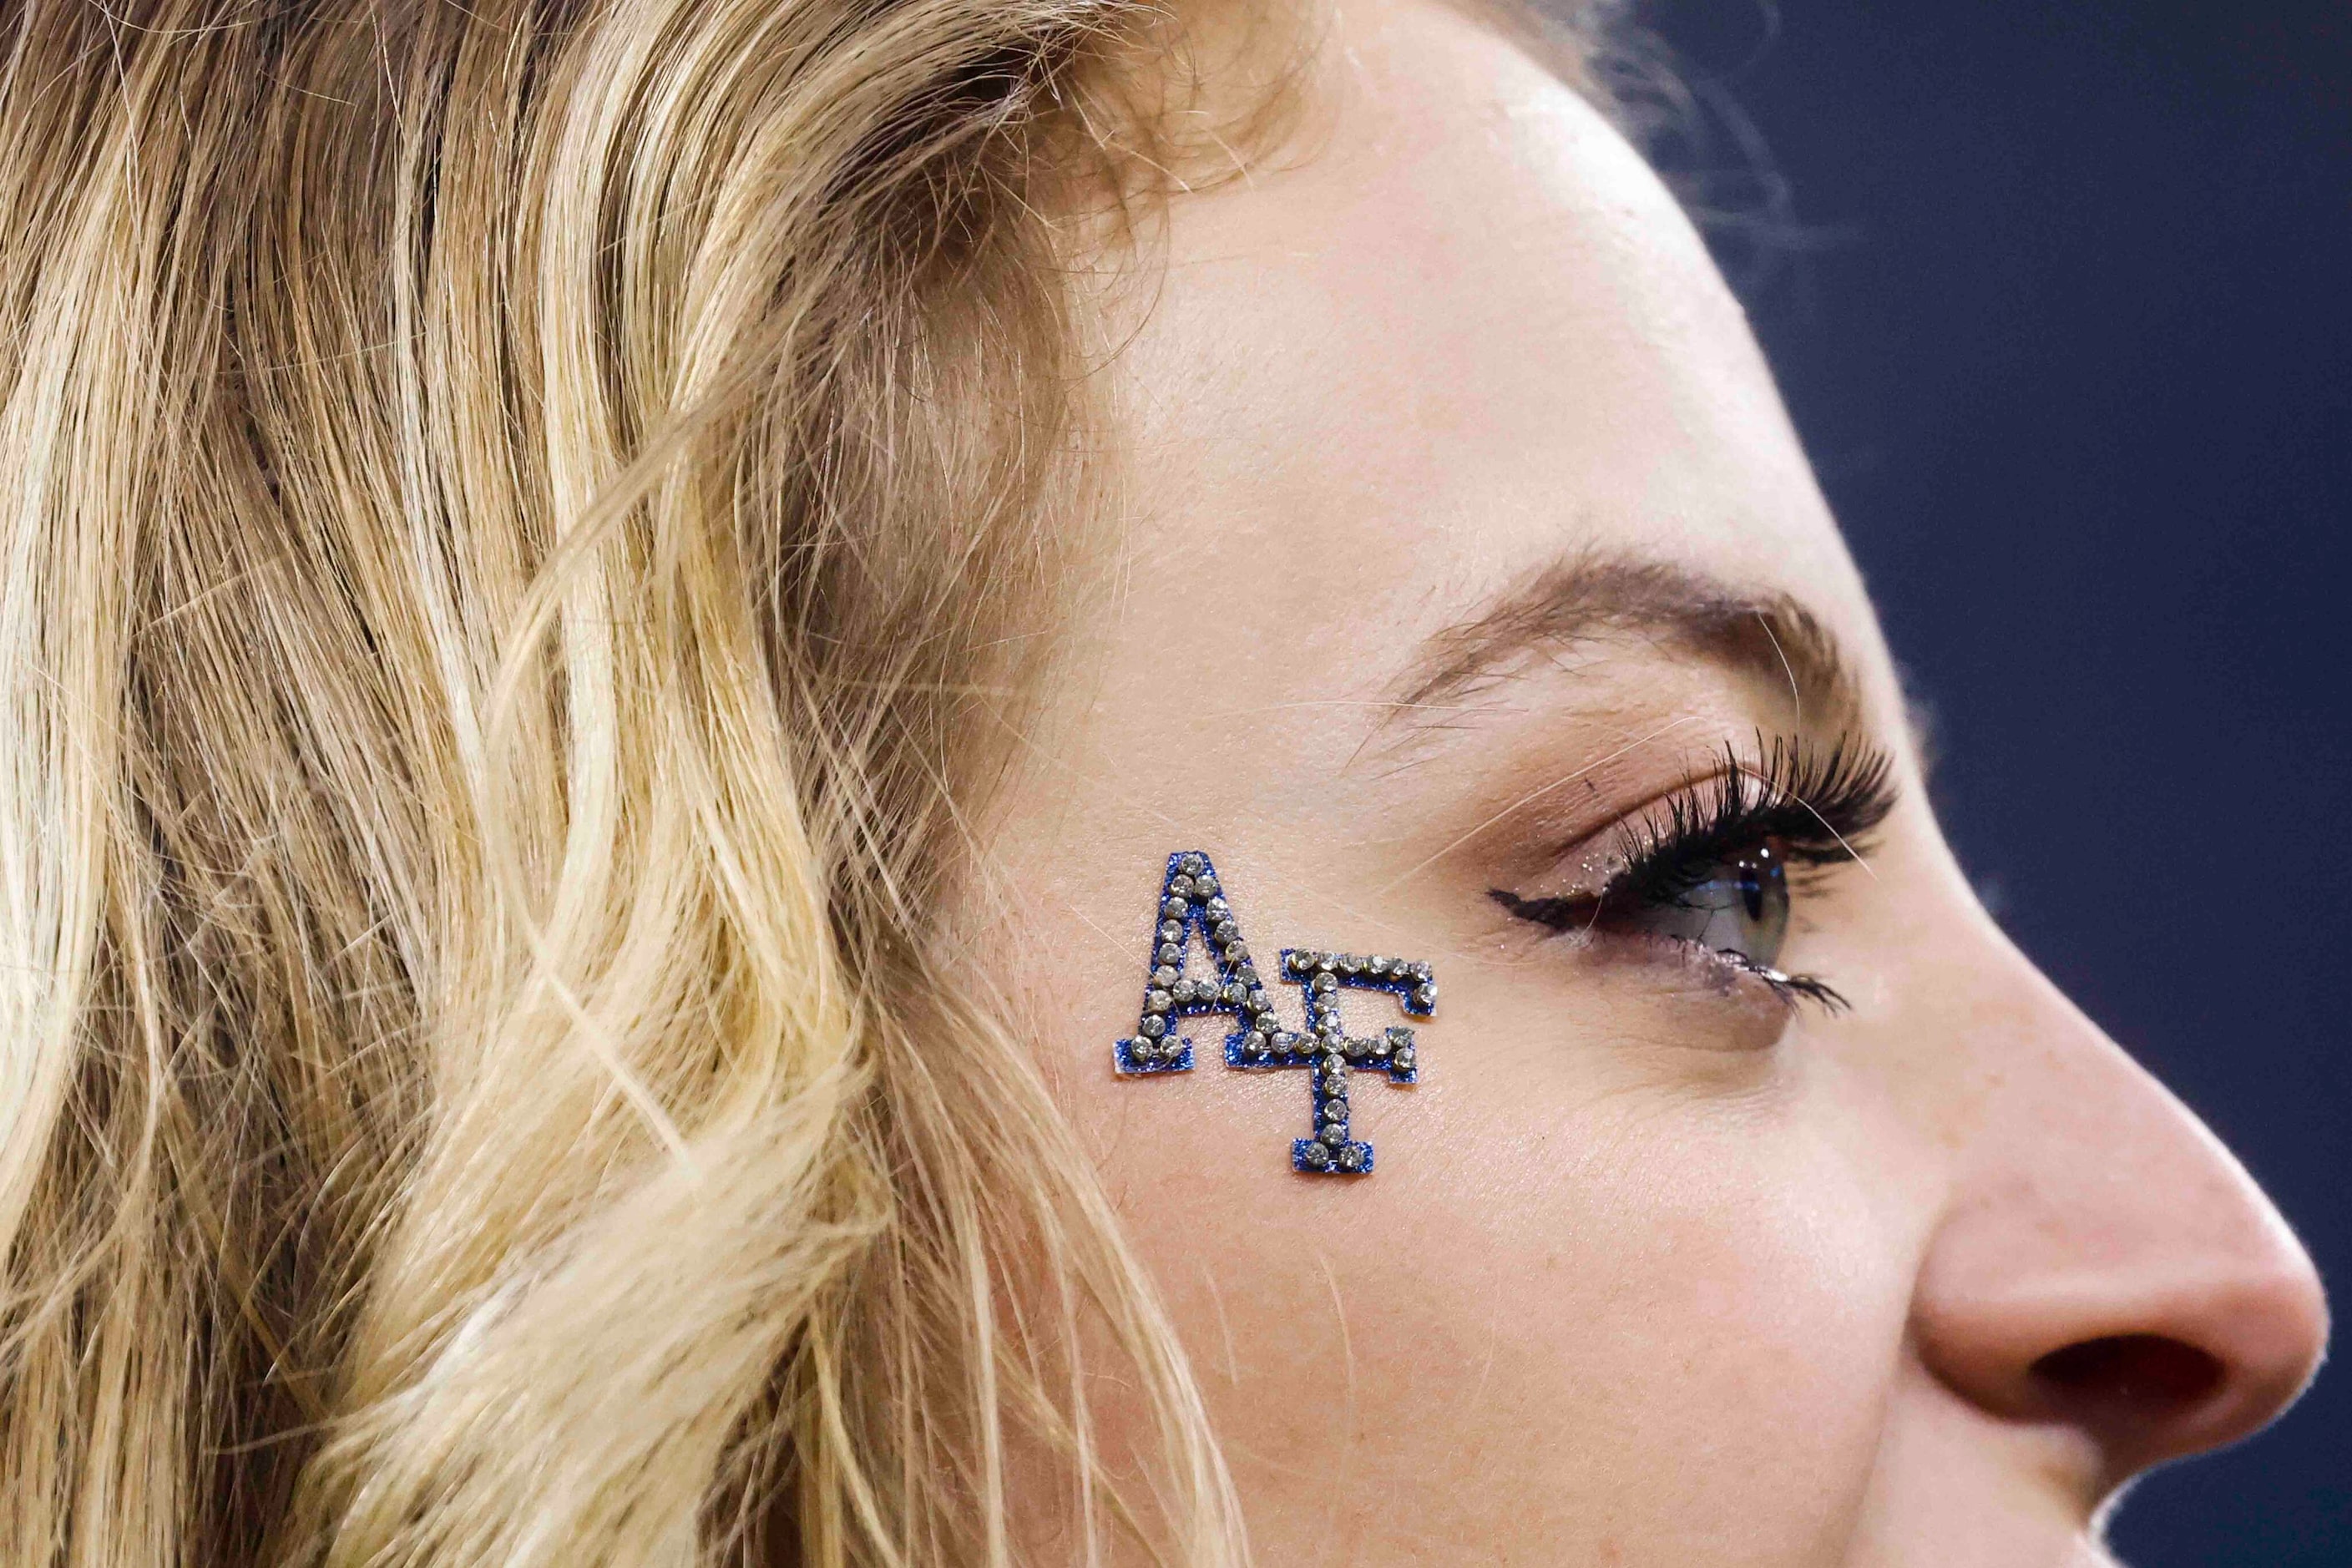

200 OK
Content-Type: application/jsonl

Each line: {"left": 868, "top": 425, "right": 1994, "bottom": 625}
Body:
{"left": 1619, "top": 839, "right": 1791, "bottom": 971}
{"left": 1490, "top": 734, "right": 1895, "bottom": 1014}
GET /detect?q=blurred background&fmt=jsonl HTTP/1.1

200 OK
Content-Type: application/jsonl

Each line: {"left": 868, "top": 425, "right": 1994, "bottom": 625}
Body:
{"left": 1634, "top": 1, "right": 2351, "bottom": 1561}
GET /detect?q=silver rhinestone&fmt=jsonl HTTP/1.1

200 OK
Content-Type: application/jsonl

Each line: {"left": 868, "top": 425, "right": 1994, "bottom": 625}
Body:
{"left": 1338, "top": 1146, "right": 1364, "bottom": 1171}
{"left": 1394, "top": 1046, "right": 1416, "bottom": 1071}
{"left": 1247, "top": 989, "right": 1271, "bottom": 1012}
{"left": 1156, "top": 943, "right": 1182, "bottom": 966}
{"left": 1205, "top": 896, "right": 1231, "bottom": 919}
{"left": 1157, "top": 921, "right": 1181, "bottom": 944}
{"left": 1161, "top": 896, "right": 1187, "bottom": 920}
{"left": 1320, "top": 1123, "right": 1348, "bottom": 1147}
{"left": 1195, "top": 872, "right": 1219, "bottom": 897}
{"left": 1167, "top": 873, "right": 1194, "bottom": 898}
{"left": 1219, "top": 982, "right": 1245, "bottom": 1005}
{"left": 1287, "top": 951, "right": 1311, "bottom": 974}
{"left": 1145, "top": 989, "right": 1171, "bottom": 1013}
{"left": 1248, "top": 1029, "right": 1272, "bottom": 1055}
{"left": 1224, "top": 941, "right": 1252, "bottom": 966}
{"left": 1409, "top": 961, "right": 1432, "bottom": 982}
{"left": 1322, "top": 1048, "right": 1346, "bottom": 1070}
{"left": 1212, "top": 918, "right": 1238, "bottom": 942}
{"left": 1313, "top": 953, "right": 1336, "bottom": 972}
{"left": 1413, "top": 984, "right": 1436, "bottom": 1009}
{"left": 1178, "top": 852, "right": 1206, "bottom": 875}
{"left": 1368, "top": 956, "right": 1393, "bottom": 975}
{"left": 1139, "top": 1015, "right": 1167, "bottom": 1039}
{"left": 1311, "top": 972, "right": 1338, "bottom": 994}
{"left": 1301, "top": 1142, "right": 1332, "bottom": 1170}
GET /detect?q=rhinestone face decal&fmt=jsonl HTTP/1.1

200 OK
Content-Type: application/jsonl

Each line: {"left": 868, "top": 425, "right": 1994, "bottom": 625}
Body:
{"left": 1267, "top": 946, "right": 1432, "bottom": 1175}
{"left": 1113, "top": 851, "right": 1272, "bottom": 1079}
{"left": 1115, "top": 851, "right": 1436, "bottom": 1176}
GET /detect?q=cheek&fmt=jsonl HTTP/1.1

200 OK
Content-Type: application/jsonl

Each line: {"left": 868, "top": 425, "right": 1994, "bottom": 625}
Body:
{"left": 1091, "top": 1056, "right": 1910, "bottom": 1564}
{"left": 985, "top": 849, "right": 1919, "bottom": 1561}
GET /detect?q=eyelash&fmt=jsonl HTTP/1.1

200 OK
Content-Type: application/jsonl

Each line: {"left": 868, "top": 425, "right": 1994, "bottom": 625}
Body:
{"left": 1490, "top": 732, "right": 1899, "bottom": 1012}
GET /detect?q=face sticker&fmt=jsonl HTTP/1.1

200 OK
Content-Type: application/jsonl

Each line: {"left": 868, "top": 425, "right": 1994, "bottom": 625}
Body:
{"left": 1115, "top": 852, "right": 1436, "bottom": 1176}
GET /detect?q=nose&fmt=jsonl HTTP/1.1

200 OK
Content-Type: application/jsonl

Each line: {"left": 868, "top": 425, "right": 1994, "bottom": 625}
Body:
{"left": 1909, "top": 929, "right": 2329, "bottom": 1487}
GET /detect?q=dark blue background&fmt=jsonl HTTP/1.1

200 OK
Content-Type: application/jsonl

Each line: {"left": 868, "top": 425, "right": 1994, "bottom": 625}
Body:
{"left": 1640, "top": 2, "right": 2351, "bottom": 1561}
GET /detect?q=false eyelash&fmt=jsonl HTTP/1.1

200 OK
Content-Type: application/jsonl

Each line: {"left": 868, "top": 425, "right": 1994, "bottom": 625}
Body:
{"left": 1606, "top": 731, "right": 1898, "bottom": 910}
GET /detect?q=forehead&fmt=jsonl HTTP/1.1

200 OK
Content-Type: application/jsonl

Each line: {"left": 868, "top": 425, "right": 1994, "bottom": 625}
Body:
{"left": 1099, "top": 0, "right": 1876, "bottom": 704}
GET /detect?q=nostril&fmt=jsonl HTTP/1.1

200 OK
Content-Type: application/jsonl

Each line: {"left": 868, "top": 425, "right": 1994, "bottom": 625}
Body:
{"left": 2031, "top": 1333, "right": 2226, "bottom": 1419}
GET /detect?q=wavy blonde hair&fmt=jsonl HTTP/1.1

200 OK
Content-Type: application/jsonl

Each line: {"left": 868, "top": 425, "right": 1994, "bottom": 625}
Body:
{"left": 0, "top": 0, "right": 1606, "bottom": 1563}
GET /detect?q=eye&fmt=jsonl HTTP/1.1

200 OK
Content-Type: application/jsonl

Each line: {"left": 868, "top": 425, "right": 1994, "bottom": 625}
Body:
{"left": 1608, "top": 837, "right": 1790, "bottom": 971}
{"left": 1488, "top": 734, "right": 1897, "bottom": 1014}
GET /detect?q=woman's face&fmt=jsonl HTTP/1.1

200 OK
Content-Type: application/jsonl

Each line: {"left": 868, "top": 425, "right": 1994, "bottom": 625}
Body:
{"left": 966, "top": 1, "right": 2329, "bottom": 1560}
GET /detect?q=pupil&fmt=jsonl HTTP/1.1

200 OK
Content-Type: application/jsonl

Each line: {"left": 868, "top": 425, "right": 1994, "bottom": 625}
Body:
{"left": 1738, "top": 842, "right": 1780, "bottom": 923}
{"left": 1731, "top": 842, "right": 1790, "bottom": 969}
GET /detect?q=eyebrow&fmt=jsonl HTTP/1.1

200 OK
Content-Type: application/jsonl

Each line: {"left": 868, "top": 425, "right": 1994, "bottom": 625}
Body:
{"left": 1384, "top": 550, "right": 1865, "bottom": 736}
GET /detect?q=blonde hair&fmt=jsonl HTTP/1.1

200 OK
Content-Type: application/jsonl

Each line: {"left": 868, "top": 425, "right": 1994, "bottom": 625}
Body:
{"left": 0, "top": 0, "right": 1608, "bottom": 1562}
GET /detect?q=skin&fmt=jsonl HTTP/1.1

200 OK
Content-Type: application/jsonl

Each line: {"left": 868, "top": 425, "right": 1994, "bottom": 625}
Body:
{"left": 962, "top": 1, "right": 2330, "bottom": 1561}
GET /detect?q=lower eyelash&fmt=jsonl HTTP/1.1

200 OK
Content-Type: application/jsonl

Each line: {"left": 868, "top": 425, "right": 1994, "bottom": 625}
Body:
{"left": 1488, "top": 888, "right": 1851, "bottom": 1015}
{"left": 1718, "top": 951, "right": 1850, "bottom": 1014}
